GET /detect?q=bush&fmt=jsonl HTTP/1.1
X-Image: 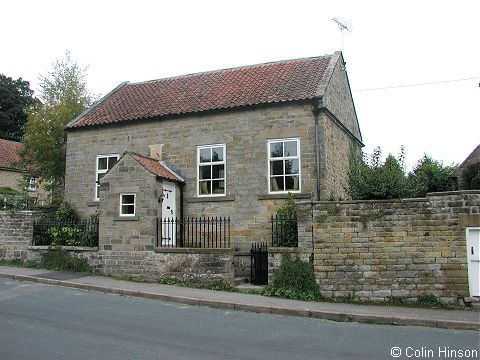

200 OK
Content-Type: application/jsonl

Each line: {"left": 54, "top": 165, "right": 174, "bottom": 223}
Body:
{"left": 348, "top": 147, "right": 456, "bottom": 200}
{"left": 264, "top": 254, "right": 320, "bottom": 301}
{"left": 0, "top": 187, "right": 22, "bottom": 195}
{"left": 55, "top": 201, "right": 79, "bottom": 222}
{"left": 38, "top": 249, "right": 92, "bottom": 272}
{"left": 348, "top": 147, "right": 407, "bottom": 200}
{"left": 407, "top": 155, "right": 455, "bottom": 197}
{"left": 273, "top": 193, "right": 298, "bottom": 247}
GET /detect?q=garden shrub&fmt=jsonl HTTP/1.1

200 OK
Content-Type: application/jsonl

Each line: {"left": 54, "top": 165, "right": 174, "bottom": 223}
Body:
{"left": 38, "top": 249, "right": 92, "bottom": 272}
{"left": 264, "top": 254, "right": 320, "bottom": 301}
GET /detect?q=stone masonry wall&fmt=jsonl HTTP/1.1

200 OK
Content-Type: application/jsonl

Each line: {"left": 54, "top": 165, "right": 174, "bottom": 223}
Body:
{"left": 0, "top": 211, "right": 36, "bottom": 259}
{"left": 66, "top": 104, "right": 319, "bottom": 250}
{"left": 297, "top": 191, "right": 480, "bottom": 302}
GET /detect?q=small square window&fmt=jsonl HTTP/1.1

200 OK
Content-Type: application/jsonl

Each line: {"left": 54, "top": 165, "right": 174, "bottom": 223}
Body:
{"left": 120, "top": 193, "right": 136, "bottom": 216}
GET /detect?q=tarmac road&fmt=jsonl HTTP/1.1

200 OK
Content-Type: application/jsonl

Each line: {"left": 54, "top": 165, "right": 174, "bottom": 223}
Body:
{"left": 0, "top": 278, "right": 478, "bottom": 360}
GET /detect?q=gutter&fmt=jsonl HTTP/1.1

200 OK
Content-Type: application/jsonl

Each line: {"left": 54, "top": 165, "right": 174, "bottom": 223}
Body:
{"left": 312, "top": 102, "right": 322, "bottom": 201}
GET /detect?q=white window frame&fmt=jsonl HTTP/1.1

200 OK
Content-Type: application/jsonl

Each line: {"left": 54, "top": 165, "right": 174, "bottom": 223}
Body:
{"left": 196, "top": 144, "right": 226, "bottom": 197}
{"left": 267, "top": 138, "right": 301, "bottom": 194}
{"left": 26, "top": 177, "right": 38, "bottom": 191}
{"left": 95, "top": 154, "right": 119, "bottom": 201}
{"left": 119, "top": 193, "right": 136, "bottom": 217}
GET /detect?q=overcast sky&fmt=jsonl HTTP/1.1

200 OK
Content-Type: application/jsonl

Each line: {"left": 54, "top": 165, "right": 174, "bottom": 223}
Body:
{"left": 2, "top": 0, "right": 479, "bottom": 170}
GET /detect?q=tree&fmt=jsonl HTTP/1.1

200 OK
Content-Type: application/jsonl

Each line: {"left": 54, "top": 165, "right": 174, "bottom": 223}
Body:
{"left": 0, "top": 74, "right": 36, "bottom": 141}
{"left": 407, "top": 155, "right": 456, "bottom": 197}
{"left": 20, "top": 51, "right": 93, "bottom": 203}
{"left": 347, "top": 146, "right": 408, "bottom": 200}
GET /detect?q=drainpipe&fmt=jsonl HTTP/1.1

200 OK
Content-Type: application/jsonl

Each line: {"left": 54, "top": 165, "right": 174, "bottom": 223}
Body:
{"left": 313, "top": 105, "right": 321, "bottom": 201}
{"left": 179, "top": 182, "right": 185, "bottom": 246}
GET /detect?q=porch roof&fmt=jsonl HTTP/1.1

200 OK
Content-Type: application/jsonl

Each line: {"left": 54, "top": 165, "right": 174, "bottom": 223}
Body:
{"left": 130, "top": 153, "right": 184, "bottom": 183}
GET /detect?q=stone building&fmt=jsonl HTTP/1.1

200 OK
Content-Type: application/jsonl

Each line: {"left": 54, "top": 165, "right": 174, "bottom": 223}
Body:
{"left": 0, "top": 138, "right": 45, "bottom": 203}
{"left": 64, "top": 52, "right": 363, "bottom": 253}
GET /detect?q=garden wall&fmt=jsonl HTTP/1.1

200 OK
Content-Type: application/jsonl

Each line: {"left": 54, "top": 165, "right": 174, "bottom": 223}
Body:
{"left": 0, "top": 211, "right": 36, "bottom": 259}
{"left": 297, "top": 191, "right": 480, "bottom": 302}
{"left": 0, "top": 211, "right": 234, "bottom": 283}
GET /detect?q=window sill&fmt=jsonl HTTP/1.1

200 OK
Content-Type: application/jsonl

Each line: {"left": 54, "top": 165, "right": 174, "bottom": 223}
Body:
{"left": 114, "top": 215, "right": 139, "bottom": 221}
{"left": 186, "top": 195, "right": 235, "bottom": 203}
{"left": 257, "top": 193, "right": 311, "bottom": 200}
{"left": 87, "top": 201, "right": 100, "bottom": 207}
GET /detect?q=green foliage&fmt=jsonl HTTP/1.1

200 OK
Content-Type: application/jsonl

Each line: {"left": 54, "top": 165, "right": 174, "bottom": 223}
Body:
{"left": 158, "top": 277, "right": 177, "bottom": 285}
{"left": 276, "top": 192, "right": 297, "bottom": 218}
{"left": 55, "top": 201, "right": 79, "bottom": 222}
{"left": 348, "top": 147, "right": 456, "bottom": 200}
{"left": 49, "top": 226, "right": 82, "bottom": 246}
{"left": 37, "top": 249, "right": 92, "bottom": 272}
{"left": 388, "top": 296, "right": 408, "bottom": 305}
{"left": 0, "top": 74, "right": 37, "bottom": 141}
{"left": 264, "top": 254, "right": 320, "bottom": 301}
{"left": 0, "top": 187, "right": 22, "bottom": 195}
{"left": 417, "top": 294, "right": 443, "bottom": 306}
{"left": 332, "top": 293, "right": 361, "bottom": 303}
{"left": 348, "top": 146, "right": 407, "bottom": 200}
{"left": 462, "top": 162, "right": 480, "bottom": 190}
{"left": 407, "top": 155, "right": 456, "bottom": 197}
{"left": 19, "top": 51, "right": 94, "bottom": 204}
{"left": 273, "top": 193, "right": 298, "bottom": 247}
{"left": 0, "top": 258, "right": 25, "bottom": 267}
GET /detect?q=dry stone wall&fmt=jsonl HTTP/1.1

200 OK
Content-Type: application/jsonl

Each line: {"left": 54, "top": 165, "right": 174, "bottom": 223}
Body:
{"left": 297, "top": 191, "right": 480, "bottom": 302}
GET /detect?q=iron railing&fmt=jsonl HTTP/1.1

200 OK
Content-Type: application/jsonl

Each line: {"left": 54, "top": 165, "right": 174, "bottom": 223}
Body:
{"left": 32, "top": 219, "right": 99, "bottom": 247}
{"left": 271, "top": 215, "right": 298, "bottom": 247}
{"left": 157, "top": 217, "right": 230, "bottom": 248}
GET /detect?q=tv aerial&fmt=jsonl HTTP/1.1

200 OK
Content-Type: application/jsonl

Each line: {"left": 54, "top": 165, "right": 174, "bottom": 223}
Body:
{"left": 332, "top": 18, "right": 352, "bottom": 51}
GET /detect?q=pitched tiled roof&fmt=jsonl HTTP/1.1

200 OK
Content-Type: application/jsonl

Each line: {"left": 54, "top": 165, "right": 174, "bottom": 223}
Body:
{"left": 67, "top": 53, "right": 338, "bottom": 128}
{"left": 0, "top": 139, "right": 23, "bottom": 170}
{"left": 131, "top": 153, "right": 184, "bottom": 183}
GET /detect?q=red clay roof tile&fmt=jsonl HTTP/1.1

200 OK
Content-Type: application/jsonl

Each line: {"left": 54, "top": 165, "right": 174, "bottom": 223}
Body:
{"left": 0, "top": 139, "right": 23, "bottom": 170}
{"left": 68, "top": 54, "right": 336, "bottom": 128}
{"left": 131, "top": 153, "right": 184, "bottom": 183}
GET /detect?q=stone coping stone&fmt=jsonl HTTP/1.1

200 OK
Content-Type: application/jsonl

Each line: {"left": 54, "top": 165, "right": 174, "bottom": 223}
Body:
{"left": 28, "top": 246, "right": 99, "bottom": 252}
{"left": 154, "top": 247, "right": 233, "bottom": 255}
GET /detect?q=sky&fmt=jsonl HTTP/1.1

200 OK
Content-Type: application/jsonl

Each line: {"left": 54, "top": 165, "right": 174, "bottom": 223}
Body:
{"left": 2, "top": 0, "right": 479, "bottom": 170}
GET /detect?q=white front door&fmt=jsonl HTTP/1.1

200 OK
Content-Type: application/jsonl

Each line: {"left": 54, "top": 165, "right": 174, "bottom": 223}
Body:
{"left": 466, "top": 227, "right": 480, "bottom": 297}
{"left": 161, "top": 182, "right": 176, "bottom": 245}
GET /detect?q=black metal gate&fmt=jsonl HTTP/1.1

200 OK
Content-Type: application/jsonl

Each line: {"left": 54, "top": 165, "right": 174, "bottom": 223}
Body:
{"left": 250, "top": 242, "right": 268, "bottom": 285}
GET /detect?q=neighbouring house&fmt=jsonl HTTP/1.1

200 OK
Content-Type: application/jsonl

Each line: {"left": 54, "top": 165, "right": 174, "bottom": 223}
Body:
{"left": 0, "top": 138, "right": 45, "bottom": 203}
{"left": 63, "top": 51, "right": 362, "bottom": 279}
{"left": 451, "top": 144, "right": 480, "bottom": 190}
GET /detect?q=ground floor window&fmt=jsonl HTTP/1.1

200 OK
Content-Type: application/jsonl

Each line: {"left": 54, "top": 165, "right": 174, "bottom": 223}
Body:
{"left": 120, "top": 193, "right": 136, "bottom": 216}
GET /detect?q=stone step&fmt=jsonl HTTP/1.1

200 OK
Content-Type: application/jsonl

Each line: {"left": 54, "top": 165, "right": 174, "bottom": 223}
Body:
{"left": 236, "top": 283, "right": 266, "bottom": 291}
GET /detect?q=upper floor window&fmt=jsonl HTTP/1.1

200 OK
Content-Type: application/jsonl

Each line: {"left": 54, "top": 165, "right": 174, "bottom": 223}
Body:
{"left": 95, "top": 154, "right": 119, "bottom": 201}
{"left": 25, "top": 177, "right": 38, "bottom": 191}
{"left": 268, "top": 139, "right": 301, "bottom": 193}
{"left": 197, "top": 144, "right": 225, "bottom": 196}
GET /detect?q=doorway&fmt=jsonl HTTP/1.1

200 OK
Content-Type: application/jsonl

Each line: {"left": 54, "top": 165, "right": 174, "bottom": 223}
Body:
{"left": 466, "top": 227, "right": 480, "bottom": 297}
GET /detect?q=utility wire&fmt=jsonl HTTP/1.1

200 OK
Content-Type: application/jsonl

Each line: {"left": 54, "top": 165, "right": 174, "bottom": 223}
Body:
{"left": 353, "top": 76, "right": 480, "bottom": 92}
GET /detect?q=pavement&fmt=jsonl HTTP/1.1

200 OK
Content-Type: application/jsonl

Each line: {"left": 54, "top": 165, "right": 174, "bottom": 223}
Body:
{"left": 0, "top": 266, "right": 478, "bottom": 331}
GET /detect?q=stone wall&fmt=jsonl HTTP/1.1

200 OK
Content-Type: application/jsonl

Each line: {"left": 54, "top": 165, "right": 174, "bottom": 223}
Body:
{"left": 0, "top": 211, "right": 36, "bottom": 259}
{"left": 297, "top": 191, "right": 480, "bottom": 302}
{"left": 65, "top": 102, "right": 360, "bottom": 250}
{"left": 99, "top": 248, "right": 234, "bottom": 283}
{"left": 0, "top": 169, "right": 23, "bottom": 191}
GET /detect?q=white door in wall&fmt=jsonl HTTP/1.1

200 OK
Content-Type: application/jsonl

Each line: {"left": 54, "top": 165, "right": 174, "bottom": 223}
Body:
{"left": 466, "top": 227, "right": 480, "bottom": 297}
{"left": 161, "top": 182, "right": 177, "bottom": 246}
